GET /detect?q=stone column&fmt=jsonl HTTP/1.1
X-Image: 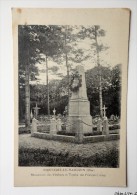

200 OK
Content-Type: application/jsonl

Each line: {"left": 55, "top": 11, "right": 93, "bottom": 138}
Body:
{"left": 31, "top": 118, "right": 37, "bottom": 135}
{"left": 57, "top": 118, "right": 62, "bottom": 132}
{"left": 97, "top": 118, "right": 102, "bottom": 132}
{"left": 102, "top": 117, "right": 109, "bottom": 135}
{"left": 67, "top": 65, "right": 92, "bottom": 133}
{"left": 75, "top": 118, "right": 84, "bottom": 143}
{"left": 50, "top": 118, "right": 57, "bottom": 135}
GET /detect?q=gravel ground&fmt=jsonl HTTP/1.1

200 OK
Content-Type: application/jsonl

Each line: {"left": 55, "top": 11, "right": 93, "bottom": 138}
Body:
{"left": 19, "top": 134, "right": 119, "bottom": 158}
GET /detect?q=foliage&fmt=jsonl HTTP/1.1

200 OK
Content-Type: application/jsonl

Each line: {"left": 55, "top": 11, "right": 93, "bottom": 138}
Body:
{"left": 84, "top": 132, "right": 102, "bottom": 136}
{"left": 109, "top": 124, "right": 120, "bottom": 130}
{"left": 19, "top": 25, "right": 122, "bottom": 121}
{"left": 19, "top": 146, "right": 119, "bottom": 167}
{"left": 69, "top": 71, "right": 82, "bottom": 92}
{"left": 19, "top": 127, "right": 30, "bottom": 134}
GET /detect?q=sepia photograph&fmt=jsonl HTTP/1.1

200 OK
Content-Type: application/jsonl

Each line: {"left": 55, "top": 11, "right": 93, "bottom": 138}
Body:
{"left": 18, "top": 24, "right": 121, "bottom": 168}
{"left": 13, "top": 8, "right": 130, "bottom": 186}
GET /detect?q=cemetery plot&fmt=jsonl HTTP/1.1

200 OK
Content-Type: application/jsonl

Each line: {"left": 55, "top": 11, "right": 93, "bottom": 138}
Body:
{"left": 18, "top": 25, "right": 121, "bottom": 167}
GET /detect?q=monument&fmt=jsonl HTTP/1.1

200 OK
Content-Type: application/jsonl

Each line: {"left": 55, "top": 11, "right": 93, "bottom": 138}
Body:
{"left": 67, "top": 65, "right": 92, "bottom": 133}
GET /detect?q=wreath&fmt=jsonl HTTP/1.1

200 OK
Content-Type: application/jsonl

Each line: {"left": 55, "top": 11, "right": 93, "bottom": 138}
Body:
{"left": 69, "top": 71, "right": 82, "bottom": 92}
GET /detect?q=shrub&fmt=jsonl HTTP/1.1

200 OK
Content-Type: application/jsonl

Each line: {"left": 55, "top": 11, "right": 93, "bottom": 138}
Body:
{"left": 84, "top": 131, "right": 102, "bottom": 136}
{"left": 19, "top": 146, "right": 119, "bottom": 168}
{"left": 19, "top": 127, "right": 30, "bottom": 134}
{"left": 109, "top": 124, "right": 120, "bottom": 130}
{"left": 93, "top": 126, "right": 97, "bottom": 131}
{"left": 57, "top": 131, "right": 75, "bottom": 136}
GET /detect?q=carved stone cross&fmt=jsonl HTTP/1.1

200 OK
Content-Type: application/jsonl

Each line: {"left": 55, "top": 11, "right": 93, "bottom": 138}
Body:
{"left": 102, "top": 105, "right": 107, "bottom": 118}
{"left": 33, "top": 103, "right": 40, "bottom": 119}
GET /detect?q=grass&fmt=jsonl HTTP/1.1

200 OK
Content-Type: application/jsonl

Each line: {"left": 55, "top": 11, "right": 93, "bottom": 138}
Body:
{"left": 19, "top": 146, "right": 119, "bottom": 168}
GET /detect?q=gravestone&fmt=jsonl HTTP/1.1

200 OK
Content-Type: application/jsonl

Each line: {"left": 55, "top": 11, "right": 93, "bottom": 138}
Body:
{"left": 33, "top": 103, "right": 40, "bottom": 119}
{"left": 102, "top": 106, "right": 109, "bottom": 135}
{"left": 67, "top": 65, "right": 92, "bottom": 133}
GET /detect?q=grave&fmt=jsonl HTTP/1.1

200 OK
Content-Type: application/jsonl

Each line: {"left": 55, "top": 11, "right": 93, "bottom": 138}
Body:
{"left": 67, "top": 65, "right": 92, "bottom": 133}
{"left": 33, "top": 103, "right": 41, "bottom": 119}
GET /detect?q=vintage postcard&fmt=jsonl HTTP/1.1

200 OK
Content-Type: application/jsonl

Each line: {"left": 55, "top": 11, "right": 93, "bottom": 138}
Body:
{"left": 12, "top": 8, "right": 130, "bottom": 186}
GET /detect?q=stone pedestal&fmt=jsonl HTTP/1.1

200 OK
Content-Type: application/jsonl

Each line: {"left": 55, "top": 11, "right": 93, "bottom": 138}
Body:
{"left": 102, "top": 117, "right": 109, "bottom": 135}
{"left": 31, "top": 118, "right": 37, "bottom": 135}
{"left": 75, "top": 118, "right": 84, "bottom": 143}
{"left": 57, "top": 118, "right": 62, "bottom": 132}
{"left": 50, "top": 118, "right": 57, "bottom": 135}
{"left": 67, "top": 65, "right": 92, "bottom": 134}
{"left": 97, "top": 118, "right": 102, "bottom": 132}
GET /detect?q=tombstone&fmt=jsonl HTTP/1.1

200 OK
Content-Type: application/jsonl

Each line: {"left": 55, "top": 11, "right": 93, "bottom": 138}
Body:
{"left": 102, "top": 105, "right": 109, "bottom": 135}
{"left": 33, "top": 103, "right": 40, "bottom": 119}
{"left": 102, "top": 105, "right": 107, "bottom": 118}
{"left": 110, "top": 114, "right": 115, "bottom": 121}
{"left": 67, "top": 65, "right": 92, "bottom": 133}
{"left": 57, "top": 118, "right": 62, "bottom": 131}
{"left": 50, "top": 117, "right": 57, "bottom": 135}
{"left": 31, "top": 118, "right": 38, "bottom": 135}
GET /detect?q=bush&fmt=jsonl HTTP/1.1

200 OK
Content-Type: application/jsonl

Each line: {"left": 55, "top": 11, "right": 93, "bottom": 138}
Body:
{"left": 19, "top": 146, "right": 119, "bottom": 167}
{"left": 84, "top": 131, "right": 102, "bottom": 136}
{"left": 93, "top": 126, "right": 97, "bottom": 131}
{"left": 19, "top": 127, "right": 30, "bottom": 134}
{"left": 57, "top": 131, "right": 75, "bottom": 136}
{"left": 57, "top": 131, "right": 102, "bottom": 137}
{"left": 109, "top": 124, "right": 120, "bottom": 130}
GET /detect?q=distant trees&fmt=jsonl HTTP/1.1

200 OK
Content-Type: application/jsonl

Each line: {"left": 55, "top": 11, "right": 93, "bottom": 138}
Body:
{"left": 18, "top": 25, "right": 41, "bottom": 128}
{"left": 37, "top": 25, "right": 65, "bottom": 116}
{"left": 19, "top": 25, "right": 121, "bottom": 124}
{"left": 29, "top": 65, "right": 121, "bottom": 117}
{"left": 78, "top": 25, "right": 109, "bottom": 117}
{"left": 86, "top": 64, "right": 121, "bottom": 117}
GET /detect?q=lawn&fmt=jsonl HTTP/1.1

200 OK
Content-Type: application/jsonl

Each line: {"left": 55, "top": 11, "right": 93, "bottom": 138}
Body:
{"left": 19, "top": 134, "right": 119, "bottom": 167}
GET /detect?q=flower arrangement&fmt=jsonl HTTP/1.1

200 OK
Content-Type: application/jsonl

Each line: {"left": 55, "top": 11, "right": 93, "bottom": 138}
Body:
{"left": 69, "top": 71, "right": 82, "bottom": 92}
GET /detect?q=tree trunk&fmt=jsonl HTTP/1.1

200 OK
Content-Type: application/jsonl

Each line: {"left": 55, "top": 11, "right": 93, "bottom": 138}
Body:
{"left": 46, "top": 55, "right": 50, "bottom": 117}
{"left": 66, "top": 54, "right": 70, "bottom": 116}
{"left": 95, "top": 26, "right": 103, "bottom": 118}
{"left": 25, "top": 63, "right": 30, "bottom": 129}
{"left": 65, "top": 26, "right": 70, "bottom": 115}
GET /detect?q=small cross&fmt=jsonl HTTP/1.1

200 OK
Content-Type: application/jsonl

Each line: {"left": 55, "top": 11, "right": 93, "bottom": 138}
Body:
{"left": 53, "top": 108, "right": 56, "bottom": 116}
{"left": 102, "top": 105, "right": 107, "bottom": 118}
{"left": 33, "top": 103, "right": 40, "bottom": 119}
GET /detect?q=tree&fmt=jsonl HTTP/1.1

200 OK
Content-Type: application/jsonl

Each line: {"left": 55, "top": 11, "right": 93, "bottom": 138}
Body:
{"left": 37, "top": 25, "right": 64, "bottom": 116}
{"left": 18, "top": 25, "right": 41, "bottom": 128}
{"left": 78, "top": 25, "right": 109, "bottom": 118}
{"left": 53, "top": 25, "right": 90, "bottom": 114}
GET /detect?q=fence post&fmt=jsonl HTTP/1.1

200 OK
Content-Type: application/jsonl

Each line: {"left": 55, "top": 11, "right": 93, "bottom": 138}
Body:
{"left": 97, "top": 117, "right": 102, "bottom": 132}
{"left": 31, "top": 118, "right": 37, "bottom": 135}
{"left": 57, "top": 118, "right": 62, "bottom": 132}
{"left": 102, "top": 117, "right": 109, "bottom": 135}
{"left": 75, "top": 118, "right": 84, "bottom": 143}
{"left": 50, "top": 117, "right": 57, "bottom": 135}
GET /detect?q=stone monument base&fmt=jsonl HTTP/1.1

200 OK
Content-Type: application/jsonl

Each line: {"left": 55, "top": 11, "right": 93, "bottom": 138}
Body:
{"left": 66, "top": 115, "right": 92, "bottom": 134}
